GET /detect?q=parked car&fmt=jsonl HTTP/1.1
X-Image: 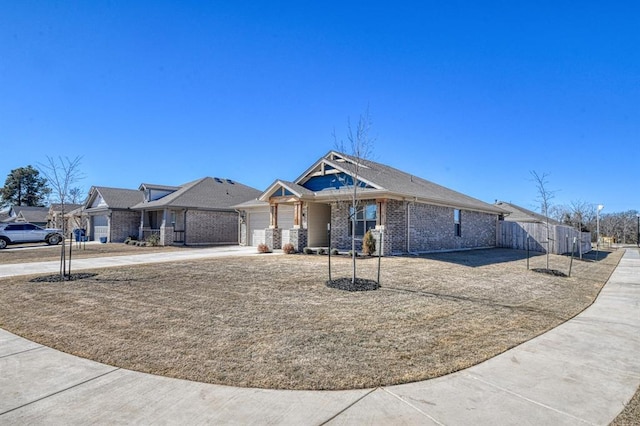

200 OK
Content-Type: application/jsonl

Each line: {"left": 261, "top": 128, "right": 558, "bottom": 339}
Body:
{"left": 0, "top": 222, "right": 63, "bottom": 249}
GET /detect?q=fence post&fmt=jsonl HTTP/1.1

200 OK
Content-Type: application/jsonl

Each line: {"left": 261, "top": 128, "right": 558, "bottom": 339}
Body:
{"left": 569, "top": 237, "right": 576, "bottom": 277}
{"left": 526, "top": 235, "right": 530, "bottom": 270}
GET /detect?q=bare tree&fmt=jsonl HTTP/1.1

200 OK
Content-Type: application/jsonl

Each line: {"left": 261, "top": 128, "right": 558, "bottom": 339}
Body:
{"left": 38, "top": 156, "right": 84, "bottom": 280}
{"left": 333, "top": 108, "right": 375, "bottom": 284}
{"left": 68, "top": 187, "right": 85, "bottom": 204}
{"left": 530, "top": 171, "right": 556, "bottom": 269}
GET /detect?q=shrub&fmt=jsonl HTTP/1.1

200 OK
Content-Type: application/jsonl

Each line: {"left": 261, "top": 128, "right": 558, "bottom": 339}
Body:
{"left": 331, "top": 248, "right": 339, "bottom": 255}
{"left": 317, "top": 248, "right": 325, "bottom": 255}
{"left": 363, "top": 230, "right": 376, "bottom": 256}
{"left": 257, "top": 243, "right": 272, "bottom": 253}
{"left": 145, "top": 234, "right": 160, "bottom": 247}
{"left": 303, "top": 247, "right": 313, "bottom": 255}
{"left": 282, "top": 243, "right": 296, "bottom": 254}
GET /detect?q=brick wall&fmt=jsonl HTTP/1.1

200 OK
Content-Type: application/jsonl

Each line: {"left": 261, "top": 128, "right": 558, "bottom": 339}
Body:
{"left": 185, "top": 210, "right": 239, "bottom": 245}
{"left": 408, "top": 203, "right": 496, "bottom": 252}
{"left": 110, "top": 210, "right": 141, "bottom": 243}
{"left": 330, "top": 199, "right": 496, "bottom": 254}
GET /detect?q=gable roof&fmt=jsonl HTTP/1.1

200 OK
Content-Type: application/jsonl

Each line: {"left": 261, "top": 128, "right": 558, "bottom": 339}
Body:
{"left": 85, "top": 186, "right": 144, "bottom": 210}
{"left": 49, "top": 203, "right": 83, "bottom": 213}
{"left": 495, "top": 201, "right": 564, "bottom": 225}
{"left": 132, "top": 177, "right": 262, "bottom": 211}
{"left": 260, "top": 180, "right": 316, "bottom": 201}
{"left": 1, "top": 206, "right": 49, "bottom": 223}
{"left": 271, "top": 151, "right": 504, "bottom": 214}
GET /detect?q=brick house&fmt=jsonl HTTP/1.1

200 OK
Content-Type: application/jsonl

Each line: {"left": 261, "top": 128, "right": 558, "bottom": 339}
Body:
{"left": 131, "top": 177, "right": 261, "bottom": 246}
{"left": 1, "top": 206, "right": 49, "bottom": 226}
{"left": 83, "top": 187, "right": 144, "bottom": 242}
{"left": 235, "top": 151, "right": 506, "bottom": 255}
{"left": 46, "top": 203, "right": 84, "bottom": 234}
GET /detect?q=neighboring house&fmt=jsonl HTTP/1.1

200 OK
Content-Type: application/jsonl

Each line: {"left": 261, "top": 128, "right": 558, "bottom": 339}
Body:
{"left": 235, "top": 151, "right": 505, "bottom": 255}
{"left": 495, "top": 201, "right": 591, "bottom": 254}
{"left": 83, "top": 187, "right": 144, "bottom": 242}
{"left": 131, "top": 177, "right": 262, "bottom": 246}
{"left": 47, "top": 203, "right": 84, "bottom": 233}
{"left": 1, "top": 206, "right": 49, "bottom": 226}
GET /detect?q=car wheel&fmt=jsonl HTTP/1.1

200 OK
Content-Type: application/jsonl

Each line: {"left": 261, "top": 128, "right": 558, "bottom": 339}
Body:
{"left": 0, "top": 238, "right": 7, "bottom": 249}
{"left": 47, "top": 234, "right": 62, "bottom": 245}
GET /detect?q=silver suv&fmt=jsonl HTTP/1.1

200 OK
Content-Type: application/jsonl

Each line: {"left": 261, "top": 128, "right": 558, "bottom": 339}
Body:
{"left": 0, "top": 223, "right": 63, "bottom": 249}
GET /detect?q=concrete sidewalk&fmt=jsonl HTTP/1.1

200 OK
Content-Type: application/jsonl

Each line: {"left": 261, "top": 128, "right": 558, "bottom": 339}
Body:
{"left": 0, "top": 245, "right": 276, "bottom": 278}
{"left": 1, "top": 249, "right": 638, "bottom": 425}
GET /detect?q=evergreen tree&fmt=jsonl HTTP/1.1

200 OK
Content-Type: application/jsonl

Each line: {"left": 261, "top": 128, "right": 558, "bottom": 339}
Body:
{"left": 1, "top": 166, "right": 51, "bottom": 207}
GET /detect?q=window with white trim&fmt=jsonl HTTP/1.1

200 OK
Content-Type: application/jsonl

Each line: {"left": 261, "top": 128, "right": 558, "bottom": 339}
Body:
{"left": 349, "top": 203, "right": 377, "bottom": 236}
{"left": 454, "top": 209, "right": 461, "bottom": 237}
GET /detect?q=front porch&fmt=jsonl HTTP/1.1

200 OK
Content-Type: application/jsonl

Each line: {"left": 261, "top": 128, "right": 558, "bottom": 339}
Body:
{"left": 140, "top": 209, "right": 186, "bottom": 246}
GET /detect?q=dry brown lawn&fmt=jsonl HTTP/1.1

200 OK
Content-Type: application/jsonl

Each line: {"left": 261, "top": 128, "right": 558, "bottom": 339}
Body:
{"left": 0, "top": 248, "right": 622, "bottom": 391}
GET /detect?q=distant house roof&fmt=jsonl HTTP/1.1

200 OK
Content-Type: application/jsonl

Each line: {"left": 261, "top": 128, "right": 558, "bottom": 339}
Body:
{"left": 85, "top": 186, "right": 145, "bottom": 211}
{"left": 495, "top": 201, "right": 563, "bottom": 225}
{"left": 49, "top": 203, "right": 83, "bottom": 213}
{"left": 259, "top": 151, "right": 505, "bottom": 215}
{"left": 132, "top": 177, "right": 262, "bottom": 211}
{"left": 3, "top": 206, "right": 49, "bottom": 224}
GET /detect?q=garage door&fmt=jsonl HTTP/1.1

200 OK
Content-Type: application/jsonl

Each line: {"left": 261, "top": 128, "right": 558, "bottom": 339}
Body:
{"left": 278, "top": 205, "right": 295, "bottom": 245}
{"left": 249, "top": 211, "right": 270, "bottom": 246}
{"left": 248, "top": 206, "right": 295, "bottom": 247}
{"left": 92, "top": 215, "right": 109, "bottom": 241}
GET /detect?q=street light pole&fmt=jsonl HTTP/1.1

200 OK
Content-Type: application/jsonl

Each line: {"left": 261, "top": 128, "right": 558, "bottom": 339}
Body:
{"left": 636, "top": 213, "right": 639, "bottom": 248}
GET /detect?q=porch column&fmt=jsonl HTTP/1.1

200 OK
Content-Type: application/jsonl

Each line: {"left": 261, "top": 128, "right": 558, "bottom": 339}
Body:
{"left": 376, "top": 199, "right": 387, "bottom": 227}
{"left": 138, "top": 210, "right": 144, "bottom": 240}
{"left": 269, "top": 203, "right": 278, "bottom": 228}
{"left": 293, "top": 201, "right": 303, "bottom": 229}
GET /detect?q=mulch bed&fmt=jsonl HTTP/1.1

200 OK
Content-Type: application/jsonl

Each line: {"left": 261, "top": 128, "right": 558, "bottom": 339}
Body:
{"left": 326, "top": 277, "right": 380, "bottom": 291}
{"left": 30, "top": 273, "right": 99, "bottom": 283}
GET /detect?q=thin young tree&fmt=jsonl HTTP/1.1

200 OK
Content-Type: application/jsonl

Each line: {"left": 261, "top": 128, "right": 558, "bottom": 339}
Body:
{"left": 38, "top": 156, "right": 84, "bottom": 280}
{"left": 333, "top": 108, "right": 375, "bottom": 284}
{"left": 530, "top": 171, "right": 556, "bottom": 270}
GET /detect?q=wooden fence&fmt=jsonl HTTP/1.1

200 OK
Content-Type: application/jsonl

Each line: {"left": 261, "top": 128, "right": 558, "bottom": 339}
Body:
{"left": 497, "top": 221, "right": 591, "bottom": 255}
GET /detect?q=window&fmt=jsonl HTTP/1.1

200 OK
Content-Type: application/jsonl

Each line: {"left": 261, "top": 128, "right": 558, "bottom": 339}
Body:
{"left": 349, "top": 203, "right": 377, "bottom": 236}
{"left": 454, "top": 209, "right": 461, "bottom": 237}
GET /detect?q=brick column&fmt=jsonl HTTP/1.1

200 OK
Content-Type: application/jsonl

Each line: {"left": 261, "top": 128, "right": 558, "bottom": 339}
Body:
{"left": 264, "top": 228, "right": 282, "bottom": 250}
{"left": 289, "top": 228, "right": 308, "bottom": 252}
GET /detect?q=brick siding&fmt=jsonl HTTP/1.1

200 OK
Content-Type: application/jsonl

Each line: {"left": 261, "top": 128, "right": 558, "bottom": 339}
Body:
{"left": 184, "top": 210, "right": 239, "bottom": 245}
{"left": 330, "top": 199, "right": 497, "bottom": 254}
{"left": 110, "top": 210, "right": 141, "bottom": 243}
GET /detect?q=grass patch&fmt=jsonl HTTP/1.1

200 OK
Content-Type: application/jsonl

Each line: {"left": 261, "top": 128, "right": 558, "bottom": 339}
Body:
{"left": 0, "top": 248, "right": 622, "bottom": 390}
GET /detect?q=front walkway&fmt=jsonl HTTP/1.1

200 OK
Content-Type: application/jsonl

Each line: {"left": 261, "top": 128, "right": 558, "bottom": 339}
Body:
{"left": 1, "top": 249, "right": 639, "bottom": 425}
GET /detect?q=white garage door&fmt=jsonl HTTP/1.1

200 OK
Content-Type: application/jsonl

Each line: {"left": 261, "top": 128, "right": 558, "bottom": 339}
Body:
{"left": 248, "top": 205, "right": 295, "bottom": 247}
{"left": 278, "top": 205, "right": 294, "bottom": 245}
{"left": 92, "top": 215, "right": 109, "bottom": 241}
{"left": 249, "top": 211, "right": 270, "bottom": 246}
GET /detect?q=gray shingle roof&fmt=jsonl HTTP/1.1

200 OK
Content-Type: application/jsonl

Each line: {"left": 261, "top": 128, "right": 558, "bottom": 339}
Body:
{"left": 11, "top": 206, "right": 49, "bottom": 223}
{"left": 298, "top": 151, "right": 505, "bottom": 214}
{"left": 87, "top": 187, "right": 144, "bottom": 210}
{"left": 49, "top": 203, "right": 83, "bottom": 212}
{"left": 495, "top": 201, "right": 563, "bottom": 225}
{"left": 132, "top": 177, "right": 262, "bottom": 210}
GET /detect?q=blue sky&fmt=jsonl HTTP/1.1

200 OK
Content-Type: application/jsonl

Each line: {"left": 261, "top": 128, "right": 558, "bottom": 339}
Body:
{"left": 1, "top": 1, "right": 638, "bottom": 213}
